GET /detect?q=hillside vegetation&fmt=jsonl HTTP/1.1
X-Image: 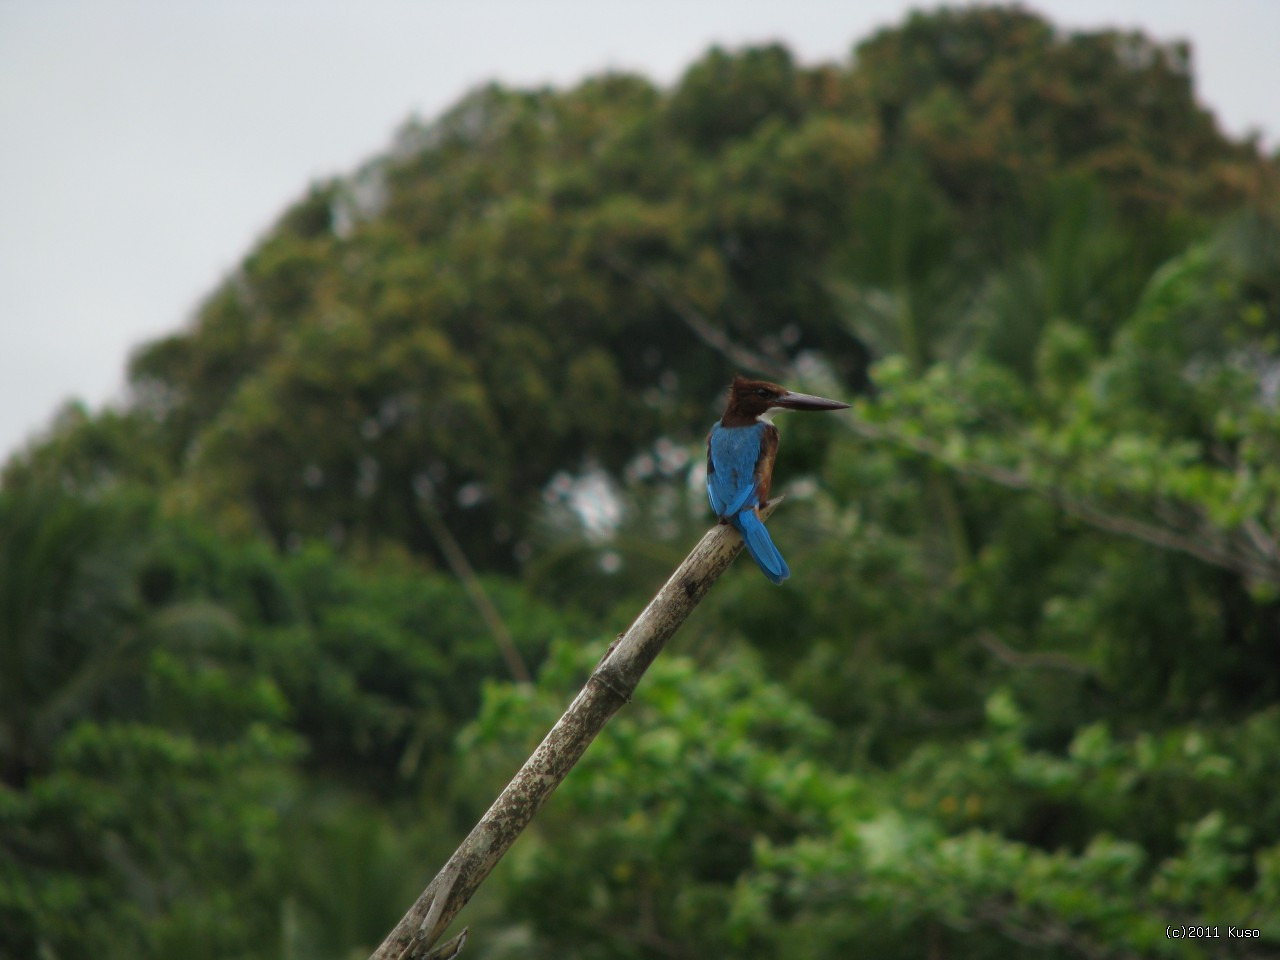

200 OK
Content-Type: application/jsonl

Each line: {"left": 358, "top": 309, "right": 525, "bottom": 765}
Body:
{"left": 4, "top": 8, "right": 1279, "bottom": 959}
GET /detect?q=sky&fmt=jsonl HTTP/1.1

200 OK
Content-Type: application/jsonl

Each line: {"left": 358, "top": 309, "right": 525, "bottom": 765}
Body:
{"left": 2, "top": 1, "right": 1278, "bottom": 465}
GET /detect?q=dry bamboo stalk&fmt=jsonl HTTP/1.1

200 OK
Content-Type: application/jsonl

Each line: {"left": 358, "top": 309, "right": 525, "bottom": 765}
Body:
{"left": 369, "top": 501, "right": 780, "bottom": 960}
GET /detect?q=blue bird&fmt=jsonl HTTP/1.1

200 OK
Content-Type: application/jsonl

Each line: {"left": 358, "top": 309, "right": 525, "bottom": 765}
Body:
{"left": 707, "top": 375, "right": 849, "bottom": 583}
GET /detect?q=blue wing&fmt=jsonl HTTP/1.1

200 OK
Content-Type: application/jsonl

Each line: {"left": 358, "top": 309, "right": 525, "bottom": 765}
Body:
{"left": 708, "top": 421, "right": 790, "bottom": 583}
{"left": 707, "top": 422, "right": 767, "bottom": 519}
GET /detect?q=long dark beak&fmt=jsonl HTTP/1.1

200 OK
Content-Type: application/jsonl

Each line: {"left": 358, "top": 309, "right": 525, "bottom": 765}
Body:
{"left": 774, "top": 390, "right": 850, "bottom": 412}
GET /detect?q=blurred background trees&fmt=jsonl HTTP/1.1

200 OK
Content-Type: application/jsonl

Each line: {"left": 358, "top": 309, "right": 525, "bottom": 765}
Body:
{"left": 3, "top": 7, "right": 1278, "bottom": 958}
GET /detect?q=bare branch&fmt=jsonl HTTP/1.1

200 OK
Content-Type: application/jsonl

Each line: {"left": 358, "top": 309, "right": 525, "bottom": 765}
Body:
{"left": 369, "top": 501, "right": 780, "bottom": 960}
{"left": 842, "top": 415, "right": 1280, "bottom": 585}
{"left": 976, "top": 631, "right": 1094, "bottom": 676}
{"left": 417, "top": 497, "right": 531, "bottom": 684}
{"left": 600, "top": 252, "right": 789, "bottom": 379}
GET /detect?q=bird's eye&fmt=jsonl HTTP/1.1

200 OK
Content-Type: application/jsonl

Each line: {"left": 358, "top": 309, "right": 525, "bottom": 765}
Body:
{"left": 755, "top": 388, "right": 773, "bottom": 399}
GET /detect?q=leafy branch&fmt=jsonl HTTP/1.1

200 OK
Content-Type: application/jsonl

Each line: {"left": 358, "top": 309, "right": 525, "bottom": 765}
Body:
{"left": 613, "top": 256, "right": 1280, "bottom": 588}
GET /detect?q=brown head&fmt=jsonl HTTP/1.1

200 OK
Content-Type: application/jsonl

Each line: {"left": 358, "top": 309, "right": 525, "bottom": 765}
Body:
{"left": 720, "top": 375, "right": 849, "bottom": 427}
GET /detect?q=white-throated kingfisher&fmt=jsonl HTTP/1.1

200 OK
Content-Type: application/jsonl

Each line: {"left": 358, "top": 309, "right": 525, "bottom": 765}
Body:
{"left": 707, "top": 375, "right": 849, "bottom": 583}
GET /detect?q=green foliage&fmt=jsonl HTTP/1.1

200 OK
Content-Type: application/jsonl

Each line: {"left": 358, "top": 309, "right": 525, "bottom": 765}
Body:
{"left": 10, "top": 5, "right": 1242, "bottom": 570}
{"left": 0, "top": 490, "right": 568, "bottom": 958}
{"left": 0, "top": 491, "right": 303, "bottom": 958}
{"left": 0, "top": 488, "right": 152, "bottom": 786}
{"left": 457, "top": 640, "right": 849, "bottom": 959}
{"left": 250, "top": 543, "right": 571, "bottom": 789}
{"left": 4, "top": 6, "right": 1280, "bottom": 958}
{"left": 666, "top": 44, "right": 807, "bottom": 150}
{"left": 461, "top": 648, "right": 1280, "bottom": 959}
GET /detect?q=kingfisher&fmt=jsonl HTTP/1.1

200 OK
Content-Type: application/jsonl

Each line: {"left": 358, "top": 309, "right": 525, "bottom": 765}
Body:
{"left": 707, "top": 375, "right": 849, "bottom": 583}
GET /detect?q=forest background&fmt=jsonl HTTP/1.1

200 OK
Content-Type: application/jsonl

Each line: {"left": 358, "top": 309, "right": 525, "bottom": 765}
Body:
{"left": 3, "top": 6, "right": 1280, "bottom": 958}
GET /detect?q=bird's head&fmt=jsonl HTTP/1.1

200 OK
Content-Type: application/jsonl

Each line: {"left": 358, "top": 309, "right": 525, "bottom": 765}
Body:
{"left": 721, "top": 375, "right": 849, "bottom": 425}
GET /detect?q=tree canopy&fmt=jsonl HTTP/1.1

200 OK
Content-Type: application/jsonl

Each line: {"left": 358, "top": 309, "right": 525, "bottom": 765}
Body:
{"left": 4, "top": 7, "right": 1279, "bottom": 958}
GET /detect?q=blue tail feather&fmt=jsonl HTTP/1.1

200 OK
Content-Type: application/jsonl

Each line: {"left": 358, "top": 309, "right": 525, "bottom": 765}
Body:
{"left": 733, "top": 510, "right": 790, "bottom": 584}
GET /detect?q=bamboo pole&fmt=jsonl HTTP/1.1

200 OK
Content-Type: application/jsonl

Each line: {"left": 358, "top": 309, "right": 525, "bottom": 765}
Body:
{"left": 368, "top": 501, "right": 779, "bottom": 960}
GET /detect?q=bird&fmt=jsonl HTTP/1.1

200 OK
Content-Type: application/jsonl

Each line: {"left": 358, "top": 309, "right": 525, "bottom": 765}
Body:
{"left": 707, "top": 375, "right": 849, "bottom": 583}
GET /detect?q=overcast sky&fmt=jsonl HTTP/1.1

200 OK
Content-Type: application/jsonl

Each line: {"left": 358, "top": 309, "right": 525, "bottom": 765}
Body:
{"left": 2, "top": 1, "right": 1278, "bottom": 465}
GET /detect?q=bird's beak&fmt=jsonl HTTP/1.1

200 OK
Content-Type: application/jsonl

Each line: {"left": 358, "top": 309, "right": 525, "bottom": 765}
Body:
{"left": 773, "top": 390, "right": 850, "bottom": 412}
